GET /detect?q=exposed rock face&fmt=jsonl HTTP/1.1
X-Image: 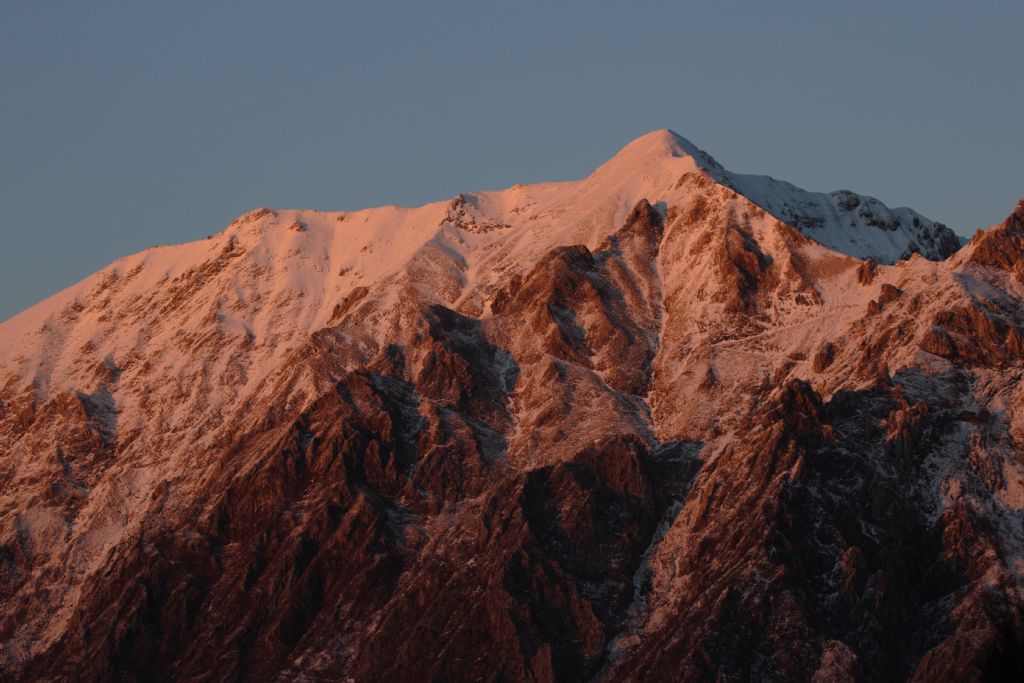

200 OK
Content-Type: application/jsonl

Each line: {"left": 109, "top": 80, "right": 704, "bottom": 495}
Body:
{"left": 969, "top": 197, "right": 1024, "bottom": 273}
{"left": 1, "top": 130, "right": 1023, "bottom": 681}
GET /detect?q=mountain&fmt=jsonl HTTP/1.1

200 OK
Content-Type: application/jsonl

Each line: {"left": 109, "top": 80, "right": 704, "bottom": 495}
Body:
{"left": 0, "top": 130, "right": 1021, "bottom": 682}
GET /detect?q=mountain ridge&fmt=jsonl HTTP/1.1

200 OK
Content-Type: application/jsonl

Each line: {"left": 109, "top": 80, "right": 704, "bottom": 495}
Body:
{"left": 0, "top": 129, "right": 960, "bottom": 368}
{"left": 1, "top": 131, "right": 1022, "bottom": 681}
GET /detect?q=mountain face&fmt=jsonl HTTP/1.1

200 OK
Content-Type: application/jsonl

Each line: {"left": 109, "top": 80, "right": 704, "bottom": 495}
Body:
{"left": 1, "top": 129, "right": 1021, "bottom": 682}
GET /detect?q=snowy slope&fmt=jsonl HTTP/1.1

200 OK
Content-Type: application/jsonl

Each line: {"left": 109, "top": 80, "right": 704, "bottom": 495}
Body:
{"left": 652, "top": 130, "right": 962, "bottom": 262}
{"left": 0, "top": 129, "right": 953, "bottom": 353}
{"left": 0, "top": 129, "right": 964, "bottom": 449}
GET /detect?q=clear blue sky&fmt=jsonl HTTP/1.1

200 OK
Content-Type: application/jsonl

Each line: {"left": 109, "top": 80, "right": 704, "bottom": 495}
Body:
{"left": 2, "top": 1, "right": 1022, "bottom": 321}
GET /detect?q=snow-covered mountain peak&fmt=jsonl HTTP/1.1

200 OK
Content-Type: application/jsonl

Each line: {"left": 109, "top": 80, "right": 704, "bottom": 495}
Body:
{"left": 598, "top": 129, "right": 958, "bottom": 264}
{"left": 590, "top": 129, "right": 723, "bottom": 181}
{"left": 3, "top": 131, "right": 1023, "bottom": 681}
{"left": 605, "top": 128, "right": 714, "bottom": 163}
{"left": 589, "top": 129, "right": 960, "bottom": 263}
{"left": 0, "top": 130, "right": 968, "bottom": 413}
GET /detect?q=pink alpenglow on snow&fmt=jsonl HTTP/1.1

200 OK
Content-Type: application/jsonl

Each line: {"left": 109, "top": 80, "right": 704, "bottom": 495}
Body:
{"left": 1, "top": 130, "right": 1022, "bottom": 682}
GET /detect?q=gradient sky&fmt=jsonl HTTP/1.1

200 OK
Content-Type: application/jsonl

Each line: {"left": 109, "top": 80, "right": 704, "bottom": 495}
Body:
{"left": 2, "top": 1, "right": 1022, "bottom": 321}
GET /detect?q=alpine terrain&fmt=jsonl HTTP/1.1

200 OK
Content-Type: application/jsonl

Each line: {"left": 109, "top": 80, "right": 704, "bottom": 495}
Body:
{"left": 2, "top": 129, "right": 1023, "bottom": 682}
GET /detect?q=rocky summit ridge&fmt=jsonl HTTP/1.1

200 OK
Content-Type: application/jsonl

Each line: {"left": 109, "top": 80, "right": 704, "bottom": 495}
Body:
{"left": 0, "top": 131, "right": 1022, "bottom": 681}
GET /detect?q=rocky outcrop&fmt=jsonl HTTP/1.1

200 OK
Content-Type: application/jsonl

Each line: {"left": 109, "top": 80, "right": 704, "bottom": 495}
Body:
{"left": 920, "top": 302, "right": 1024, "bottom": 367}
{"left": 969, "top": 197, "right": 1024, "bottom": 273}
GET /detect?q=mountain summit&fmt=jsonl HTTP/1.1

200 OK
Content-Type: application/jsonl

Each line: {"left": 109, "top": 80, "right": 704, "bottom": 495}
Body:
{"left": 1, "top": 132, "right": 1022, "bottom": 681}
{"left": 603, "top": 129, "right": 961, "bottom": 263}
{"left": 595, "top": 128, "right": 717, "bottom": 167}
